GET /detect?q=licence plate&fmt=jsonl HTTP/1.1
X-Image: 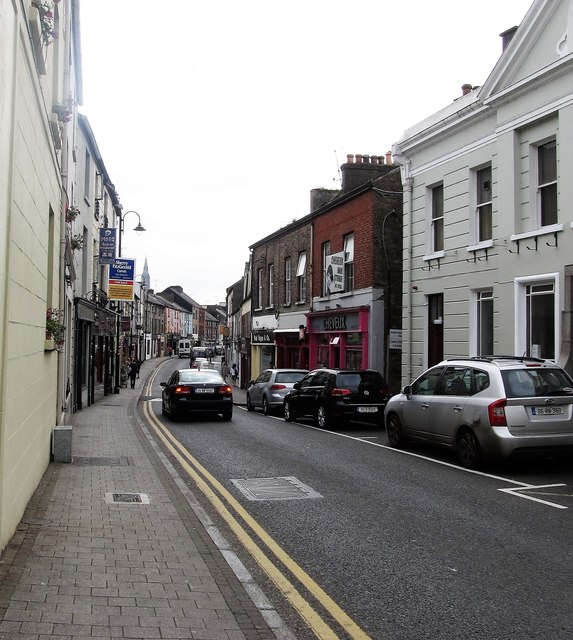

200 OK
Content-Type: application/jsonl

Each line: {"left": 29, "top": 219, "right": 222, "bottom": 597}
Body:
{"left": 531, "top": 406, "right": 564, "bottom": 415}
{"left": 358, "top": 406, "right": 378, "bottom": 413}
{"left": 195, "top": 388, "right": 214, "bottom": 394}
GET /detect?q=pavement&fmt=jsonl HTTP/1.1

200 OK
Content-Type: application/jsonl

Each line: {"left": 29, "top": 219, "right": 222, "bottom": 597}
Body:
{"left": 0, "top": 358, "right": 293, "bottom": 640}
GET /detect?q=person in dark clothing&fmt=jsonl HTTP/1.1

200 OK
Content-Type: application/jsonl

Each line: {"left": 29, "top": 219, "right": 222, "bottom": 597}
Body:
{"left": 128, "top": 360, "right": 138, "bottom": 389}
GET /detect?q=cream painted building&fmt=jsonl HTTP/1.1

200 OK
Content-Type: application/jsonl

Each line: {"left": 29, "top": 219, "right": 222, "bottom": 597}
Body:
{"left": 393, "top": 0, "right": 573, "bottom": 385}
{"left": 0, "top": 0, "right": 81, "bottom": 551}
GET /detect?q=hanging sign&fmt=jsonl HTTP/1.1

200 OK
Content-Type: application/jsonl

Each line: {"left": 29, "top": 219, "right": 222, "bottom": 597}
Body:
{"left": 109, "top": 258, "right": 135, "bottom": 301}
{"left": 99, "top": 228, "right": 117, "bottom": 264}
{"left": 325, "top": 252, "right": 345, "bottom": 294}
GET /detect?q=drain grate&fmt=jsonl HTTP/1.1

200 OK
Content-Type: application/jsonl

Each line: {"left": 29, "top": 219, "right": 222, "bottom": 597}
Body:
{"left": 104, "top": 492, "right": 150, "bottom": 504}
{"left": 230, "top": 476, "right": 323, "bottom": 501}
{"left": 73, "top": 456, "right": 130, "bottom": 466}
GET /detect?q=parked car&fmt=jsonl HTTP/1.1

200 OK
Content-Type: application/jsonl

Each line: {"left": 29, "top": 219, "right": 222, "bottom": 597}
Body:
{"left": 160, "top": 369, "right": 233, "bottom": 421}
{"left": 283, "top": 368, "right": 392, "bottom": 428}
{"left": 384, "top": 356, "right": 573, "bottom": 469}
{"left": 247, "top": 369, "right": 309, "bottom": 415}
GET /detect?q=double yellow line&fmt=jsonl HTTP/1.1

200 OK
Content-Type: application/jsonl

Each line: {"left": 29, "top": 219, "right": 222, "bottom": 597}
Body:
{"left": 142, "top": 377, "right": 372, "bottom": 640}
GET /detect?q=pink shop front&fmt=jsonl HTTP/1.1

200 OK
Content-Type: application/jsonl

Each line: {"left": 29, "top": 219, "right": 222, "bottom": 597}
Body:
{"left": 306, "top": 307, "right": 370, "bottom": 370}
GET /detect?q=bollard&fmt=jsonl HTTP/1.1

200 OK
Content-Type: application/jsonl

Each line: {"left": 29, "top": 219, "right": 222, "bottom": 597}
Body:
{"left": 53, "top": 425, "right": 72, "bottom": 463}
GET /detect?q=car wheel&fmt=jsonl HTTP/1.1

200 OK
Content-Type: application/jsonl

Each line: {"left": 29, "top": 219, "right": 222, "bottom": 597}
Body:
{"left": 317, "top": 405, "right": 330, "bottom": 428}
{"left": 284, "top": 400, "right": 295, "bottom": 422}
{"left": 457, "top": 428, "right": 482, "bottom": 469}
{"left": 222, "top": 407, "right": 233, "bottom": 421}
{"left": 262, "top": 396, "right": 270, "bottom": 416}
{"left": 246, "top": 394, "right": 254, "bottom": 412}
{"left": 386, "top": 413, "right": 406, "bottom": 448}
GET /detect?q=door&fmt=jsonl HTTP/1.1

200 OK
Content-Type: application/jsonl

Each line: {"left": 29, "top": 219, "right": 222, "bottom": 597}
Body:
{"left": 428, "top": 366, "right": 471, "bottom": 445}
{"left": 428, "top": 294, "right": 443, "bottom": 367}
{"left": 401, "top": 366, "right": 445, "bottom": 440}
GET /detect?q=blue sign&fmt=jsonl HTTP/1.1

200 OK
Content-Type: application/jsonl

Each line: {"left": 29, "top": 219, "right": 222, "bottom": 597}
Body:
{"left": 99, "top": 228, "right": 116, "bottom": 264}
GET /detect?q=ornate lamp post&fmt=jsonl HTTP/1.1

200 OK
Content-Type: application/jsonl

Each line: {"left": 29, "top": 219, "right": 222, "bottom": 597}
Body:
{"left": 114, "top": 209, "right": 146, "bottom": 393}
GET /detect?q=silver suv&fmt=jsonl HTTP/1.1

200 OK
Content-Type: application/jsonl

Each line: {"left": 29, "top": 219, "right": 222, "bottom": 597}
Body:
{"left": 384, "top": 356, "right": 573, "bottom": 468}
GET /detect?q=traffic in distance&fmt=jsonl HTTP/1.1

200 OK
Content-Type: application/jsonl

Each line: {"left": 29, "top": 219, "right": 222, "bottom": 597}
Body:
{"left": 162, "top": 354, "right": 573, "bottom": 469}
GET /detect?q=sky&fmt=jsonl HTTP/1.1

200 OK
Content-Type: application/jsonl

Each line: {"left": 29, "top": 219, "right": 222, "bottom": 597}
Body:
{"left": 79, "top": 0, "right": 534, "bottom": 305}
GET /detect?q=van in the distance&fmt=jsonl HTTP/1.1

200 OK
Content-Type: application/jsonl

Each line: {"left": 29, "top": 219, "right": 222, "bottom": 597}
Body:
{"left": 178, "top": 339, "right": 191, "bottom": 358}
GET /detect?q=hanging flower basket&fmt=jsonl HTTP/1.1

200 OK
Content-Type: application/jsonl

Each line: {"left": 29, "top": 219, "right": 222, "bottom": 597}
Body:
{"left": 66, "top": 206, "right": 80, "bottom": 222}
{"left": 52, "top": 101, "right": 72, "bottom": 122}
{"left": 32, "top": 0, "right": 58, "bottom": 45}
{"left": 71, "top": 234, "right": 84, "bottom": 251}
{"left": 46, "top": 308, "right": 65, "bottom": 346}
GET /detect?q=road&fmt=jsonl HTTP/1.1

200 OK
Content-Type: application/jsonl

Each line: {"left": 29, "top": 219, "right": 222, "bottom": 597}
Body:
{"left": 144, "top": 359, "right": 573, "bottom": 640}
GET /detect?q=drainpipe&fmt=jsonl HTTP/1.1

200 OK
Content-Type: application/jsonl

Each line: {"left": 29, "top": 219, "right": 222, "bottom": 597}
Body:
{"left": 402, "top": 165, "right": 413, "bottom": 384}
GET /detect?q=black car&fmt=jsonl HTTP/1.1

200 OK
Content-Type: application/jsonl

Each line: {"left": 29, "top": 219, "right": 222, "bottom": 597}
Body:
{"left": 283, "top": 368, "right": 392, "bottom": 428}
{"left": 160, "top": 369, "right": 233, "bottom": 420}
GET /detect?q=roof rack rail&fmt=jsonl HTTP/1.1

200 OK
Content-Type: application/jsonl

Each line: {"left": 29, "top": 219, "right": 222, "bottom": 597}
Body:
{"left": 446, "top": 355, "right": 546, "bottom": 363}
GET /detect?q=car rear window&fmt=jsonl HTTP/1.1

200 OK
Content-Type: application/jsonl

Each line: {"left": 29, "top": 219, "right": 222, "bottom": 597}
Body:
{"left": 336, "top": 372, "right": 383, "bottom": 388}
{"left": 502, "top": 368, "right": 573, "bottom": 398}
{"left": 180, "top": 371, "right": 223, "bottom": 383}
{"left": 275, "top": 372, "right": 307, "bottom": 383}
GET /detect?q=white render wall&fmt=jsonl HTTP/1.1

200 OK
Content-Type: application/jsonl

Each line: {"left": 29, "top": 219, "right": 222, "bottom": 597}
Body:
{"left": 0, "top": 3, "right": 64, "bottom": 551}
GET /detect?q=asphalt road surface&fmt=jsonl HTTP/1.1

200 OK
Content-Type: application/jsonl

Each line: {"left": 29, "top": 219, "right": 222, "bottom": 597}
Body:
{"left": 146, "top": 359, "right": 573, "bottom": 640}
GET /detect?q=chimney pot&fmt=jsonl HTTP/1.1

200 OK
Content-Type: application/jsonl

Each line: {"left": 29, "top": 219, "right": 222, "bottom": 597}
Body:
{"left": 462, "top": 83, "right": 473, "bottom": 96}
{"left": 385, "top": 151, "right": 393, "bottom": 165}
{"left": 346, "top": 154, "right": 354, "bottom": 164}
{"left": 356, "top": 154, "right": 363, "bottom": 164}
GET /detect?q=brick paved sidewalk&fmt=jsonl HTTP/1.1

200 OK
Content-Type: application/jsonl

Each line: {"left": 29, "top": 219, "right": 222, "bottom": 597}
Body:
{"left": 0, "top": 359, "right": 290, "bottom": 640}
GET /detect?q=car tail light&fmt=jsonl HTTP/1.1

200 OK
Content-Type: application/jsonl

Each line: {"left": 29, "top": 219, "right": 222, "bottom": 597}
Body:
{"left": 270, "top": 384, "right": 286, "bottom": 390}
{"left": 488, "top": 399, "right": 507, "bottom": 426}
{"left": 175, "top": 386, "right": 190, "bottom": 395}
{"left": 218, "top": 385, "right": 233, "bottom": 395}
{"left": 331, "top": 388, "right": 352, "bottom": 397}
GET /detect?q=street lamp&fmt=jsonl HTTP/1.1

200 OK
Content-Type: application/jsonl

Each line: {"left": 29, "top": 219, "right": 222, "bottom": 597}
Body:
{"left": 114, "top": 208, "right": 146, "bottom": 393}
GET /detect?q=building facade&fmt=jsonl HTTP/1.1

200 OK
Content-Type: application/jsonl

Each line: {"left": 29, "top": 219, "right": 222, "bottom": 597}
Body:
{"left": 392, "top": 0, "right": 573, "bottom": 384}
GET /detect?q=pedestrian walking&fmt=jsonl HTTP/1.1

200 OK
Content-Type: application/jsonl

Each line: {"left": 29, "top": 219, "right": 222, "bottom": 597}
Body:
{"left": 231, "top": 363, "right": 238, "bottom": 385}
{"left": 221, "top": 359, "right": 228, "bottom": 380}
{"left": 128, "top": 359, "right": 138, "bottom": 389}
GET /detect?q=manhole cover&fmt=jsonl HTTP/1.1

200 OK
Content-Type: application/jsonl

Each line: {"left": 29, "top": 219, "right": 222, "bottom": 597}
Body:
{"left": 230, "top": 476, "right": 322, "bottom": 501}
{"left": 73, "top": 456, "right": 130, "bottom": 466}
{"left": 104, "top": 492, "right": 150, "bottom": 504}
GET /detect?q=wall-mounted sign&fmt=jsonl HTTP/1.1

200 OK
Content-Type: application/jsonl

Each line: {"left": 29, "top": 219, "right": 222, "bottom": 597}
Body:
{"left": 325, "top": 252, "right": 345, "bottom": 294}
{"left": 109, "top": 258, "right": 135, "bottom": 301}
{"left": 388, "top": 329, "right": 403, "bottom": 350}
{"left": 310, "top": 312, "right": 360, "bottom": 332}
{"left": 99, "top": 228, "right": 116, "bottom": 264}
{"left": 251, "top": 330, "right": 274, "bottom": 344}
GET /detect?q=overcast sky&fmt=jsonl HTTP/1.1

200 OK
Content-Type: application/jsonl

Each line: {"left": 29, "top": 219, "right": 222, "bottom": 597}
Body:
{"left": 79, "top": 0, "right": 533, "bottom": 305}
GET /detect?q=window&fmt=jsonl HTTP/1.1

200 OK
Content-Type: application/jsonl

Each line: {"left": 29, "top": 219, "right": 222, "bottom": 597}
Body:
{"left": 322, "top": 241, "right": 330, "bottom": 296}
{"left": 477, "top": 290, "right": 493, "bottom": 356}
{"left": 268, "top": 264, "right": 274, "bottom": 307}
{"left": 257, "top": 268, "right": 263, "bottom": 309}
{"left": 537, "top": 140, "right": 557, "bottom": 226}
{"left": 343, "top": 234, "right": 354, "bottom": 292}
{"left": 515, "top": 275, "right": 558, "bottom": 361}
{"left": 526, "top": 283, "right": 555, "bottom": 359}
{"left": 284, "top": 257, "right": 292, "bottom": 305}
{"left": 431, "top": 184, "right": 444, "bottom": 252}
{"left": 84, "top": 150, "right": 91, "bottom": 198}
{"left": 296, "top": 252, "right": 306, "bottom": 303}
{"left": 476, "top": 166, "right": 492, "bottom": 242}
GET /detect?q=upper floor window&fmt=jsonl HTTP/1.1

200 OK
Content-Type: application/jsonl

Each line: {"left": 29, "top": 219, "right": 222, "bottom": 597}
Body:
{"left": 431, "top": 184, "right": 444, "bottom": 252}
{"left": 296, "top": 252, "right": 307, "bottom": 303}
{"left": 476, "top": 166, "right": 492, "bottom": 242}
{"left": 343, "top": 234, "right": 354, "bottom": 292}
{"left": 257, "top": 268, "right": 263, "bottom": 309}
{"left": 285, "top": 257, "right": 292, "bottom": 305}
{"left": 322, "top": 241, "right": 330, "bottom": 296}
{"left": 268, "top": 264, "right": 274, "bottom": 307}
{"left": 537, "top": 140, "right": 557, "bottom": 227}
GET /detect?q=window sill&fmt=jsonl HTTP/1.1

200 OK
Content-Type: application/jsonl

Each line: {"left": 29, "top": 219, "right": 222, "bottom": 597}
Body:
{"left": 422, "top": 250, "right": 445, "bottom": 262}
{"left": 511, "top": 224, "right": 563, "bottom": 242}
{"left": 467, "top": 240, "right": 493, "bottom": 253}
{"left": 295, "top": 301, "right": 307, "bottom": 306}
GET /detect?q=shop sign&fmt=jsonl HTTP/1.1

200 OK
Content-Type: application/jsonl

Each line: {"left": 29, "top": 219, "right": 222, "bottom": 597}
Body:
{"left": 325, "top": 252, "right": 345, "bottom": 294}
{"left": 99, "top": 228, "right": 116, "bottom": 264}
{"left": 252, "top": 330, "right": 274, "bottom": 344}
{"left": 311, "top": 312, "right": 359, "bottom": 332}
{"left": 389, "top": 329, "right": 403, "bottom": 350}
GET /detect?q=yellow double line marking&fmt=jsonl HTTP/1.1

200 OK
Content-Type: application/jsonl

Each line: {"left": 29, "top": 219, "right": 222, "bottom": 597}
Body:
{"left": 142, "top": 394, "right": 371, "bottom": 640}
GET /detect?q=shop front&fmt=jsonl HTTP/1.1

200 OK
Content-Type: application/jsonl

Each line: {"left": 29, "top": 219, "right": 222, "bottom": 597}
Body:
{"left": 307, "top": 307, "right": 369, "bottom": 370}
{"left": 274, "top": 327, "right": 309, "bottom": 370}
{"left": 251, "top": 329, "right": 275, "bottom": 379}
